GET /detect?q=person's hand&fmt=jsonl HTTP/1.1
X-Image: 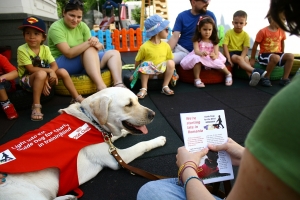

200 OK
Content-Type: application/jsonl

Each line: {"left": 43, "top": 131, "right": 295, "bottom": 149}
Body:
{"left": 42, "top": 80, "right": 51, "bottom": 96}
{"left": 210, "top": 52, "right": 217, "bottom": 60}
{"left": 129, "top": 75, "right": 133, "bottom": 82}
{"left": 227, "top": 59, "right": 233, "bottom": 67}
{"left": 208, "top": 137, "right": 244, "bottom": 166}
{"left": 48, "top": 71, "right": 58, "bottom": 86}
{"left": 176, "top": 146, "right": 208, "bottom": 167}
{"left": 249, "top": 58, "right": 256, "bottom": 67}
{"left": 93, "top": 42, "right": 104, "bottom": 51}
{"left": 88, "top": 36, "right": 99, "bottom": 46}
{"left": 199, "top": 51, "right": 208, "bottom": 57}
{"left": 0, "top": 76, "right": 6, "bottom": 83}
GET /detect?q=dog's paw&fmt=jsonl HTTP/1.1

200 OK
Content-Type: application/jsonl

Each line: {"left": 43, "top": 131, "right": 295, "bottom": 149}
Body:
{"left": 54, "top": 195, "right": 77, "bottom": 200}
{"left": 154, "top": 136, "right": 166, "bottom": 146}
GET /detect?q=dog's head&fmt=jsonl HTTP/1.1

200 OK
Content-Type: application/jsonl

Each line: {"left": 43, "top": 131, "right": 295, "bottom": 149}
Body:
{"left": 205, "top": 150, "right": 219, "bottom": 167}
{"left": 80, "top": 87, "right": 155, "bottom": 136}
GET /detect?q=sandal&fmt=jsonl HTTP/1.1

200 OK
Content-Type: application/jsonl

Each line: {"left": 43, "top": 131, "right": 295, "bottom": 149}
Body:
{"left": 70, "top": 95, "right": 84, "bottom": 104}
{"left": 137, "top": 88, "right": 147, "bottom": 99}
{"left": 161, "top": 86, "right": 174, "bottom": 96}
{"left": 225, "top": 73, "right": 233, "bottom": 86}
{"left": 194, "top": 79, "right": 205, "bottom": 88}
{"left": 31, "top": 104, "right": 43, "bottom": 121}
{"left": 114, "top": 82, "right": 127, "bottom": 88}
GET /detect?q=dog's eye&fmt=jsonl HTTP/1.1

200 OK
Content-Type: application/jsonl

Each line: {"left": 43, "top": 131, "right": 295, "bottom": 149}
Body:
{"left": 126, "top": 100, "right": 133, "bottom": 107}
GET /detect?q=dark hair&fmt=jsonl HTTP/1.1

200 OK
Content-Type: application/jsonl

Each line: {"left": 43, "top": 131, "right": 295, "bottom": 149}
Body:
{"left": 192, "top": 16, "right": 220, "bottom": 45}
{"left": 233, "top": 10, "right": 247, "bottom": 19}
{"left": 269, "top": 0, "right": 300, "bottom": 36}
{"left": 63, "top": 0, "right": 84, "bottom": 14}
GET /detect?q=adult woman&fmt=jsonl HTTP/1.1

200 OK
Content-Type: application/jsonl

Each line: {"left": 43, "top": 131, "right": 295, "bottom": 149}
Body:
{"left": 137, "top": 1, "right": 300, "bottom": 199}
{"left": 48, "top": 0, "right": 124, "bottom": 91}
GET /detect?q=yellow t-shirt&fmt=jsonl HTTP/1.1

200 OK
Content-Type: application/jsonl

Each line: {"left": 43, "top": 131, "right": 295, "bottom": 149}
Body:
{"left": 223, "top": 29, "right": 250, "bottom": 52}
{"left": 135, "top": 40, "right": 174, "bottom": 65}
{"left": 17, "top": 43, "right": 55, "bottom": 78}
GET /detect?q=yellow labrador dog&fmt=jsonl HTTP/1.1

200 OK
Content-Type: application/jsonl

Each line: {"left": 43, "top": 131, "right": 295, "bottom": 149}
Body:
{"left": 0, "top": 87, "right": 166, "bottom": 200}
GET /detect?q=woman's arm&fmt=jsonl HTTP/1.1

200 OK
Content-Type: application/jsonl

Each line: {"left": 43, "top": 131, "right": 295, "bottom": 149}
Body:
{"left": 227, "top": 148, "right": 300, "bottom": 200}
{"left": 176, "top": 147, "right": 215, "bottom": 200}
{"left": 56, "top": 41, "right": 92, "bottom": 59}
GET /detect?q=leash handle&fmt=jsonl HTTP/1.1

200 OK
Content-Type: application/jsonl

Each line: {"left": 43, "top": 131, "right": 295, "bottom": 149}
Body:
{"left": 110, "top": 149, "right": 168, "bottom": 180}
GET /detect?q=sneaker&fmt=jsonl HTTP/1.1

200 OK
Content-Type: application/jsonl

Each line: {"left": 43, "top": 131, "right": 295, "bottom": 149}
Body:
{"left": 260, "top": 77, "right": 272, "bottom": 87}
{"left": 2, "top": 103, "right": 18, "bottom": 120}
{"left": 249, "top": 72, "right": 260, "bottom": 86}
{"left": 253, "top": 68, "right": 267, "bottom": 78}
{"left": 279, "top": 78, "right": 291, "bottom": 86}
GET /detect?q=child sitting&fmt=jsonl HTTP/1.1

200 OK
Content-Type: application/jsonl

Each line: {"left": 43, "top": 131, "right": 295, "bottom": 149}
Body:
{"left": 223, "top": 10, "right": 267, "bottom": 86}
{"left": 17, "top": 16, "right": 84, "bottom": 121}
{"left": 130, "top": 14, "right": 176, "bottom": 99}
{"left": 0, "top": 54, "right": 18, "bottom": 120}
{"left": 250, "top": 14, "right": 294, "bottom": 87}
{"left": 180, "top": 16, "right": 232, "bottom": 87}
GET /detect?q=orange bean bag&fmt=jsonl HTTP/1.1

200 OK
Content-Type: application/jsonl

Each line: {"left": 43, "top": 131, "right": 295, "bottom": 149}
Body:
{"left": 176, "top": 64, "right": 232, "bottom": 84}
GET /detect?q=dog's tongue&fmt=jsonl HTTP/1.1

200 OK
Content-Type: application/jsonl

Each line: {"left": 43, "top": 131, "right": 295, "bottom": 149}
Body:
{"left": 134, "top": 125, "right": 148, "bottom": 134}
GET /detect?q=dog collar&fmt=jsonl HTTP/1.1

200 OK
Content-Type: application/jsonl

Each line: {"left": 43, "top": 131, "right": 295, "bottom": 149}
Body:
{"left": 79, "top": 106, "right": 112, "bottom": 137}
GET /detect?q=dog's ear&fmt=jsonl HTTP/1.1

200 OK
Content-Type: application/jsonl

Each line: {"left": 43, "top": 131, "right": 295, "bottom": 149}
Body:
{"left": 90, "top": 96, "right": 112, "bottom": 125}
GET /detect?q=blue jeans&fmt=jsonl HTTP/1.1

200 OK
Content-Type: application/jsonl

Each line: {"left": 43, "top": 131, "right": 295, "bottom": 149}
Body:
{"left": 137, "top": 178, "right": 222, "bottom": 200}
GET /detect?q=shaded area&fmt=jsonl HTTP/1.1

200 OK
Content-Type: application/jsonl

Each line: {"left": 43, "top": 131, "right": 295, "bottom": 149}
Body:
{"left": 0, "top": 51, "right": 288, "bottom": 199}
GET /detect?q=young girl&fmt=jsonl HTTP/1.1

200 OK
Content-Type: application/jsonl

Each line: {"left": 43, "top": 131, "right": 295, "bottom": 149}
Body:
{"left": 180, "top": 16, "right": 232, "bottom": 88}
{"left": 17, "top": 16, "right": 84, "bottom": 121}
{"left": 130, "top": 14, "right": 177, "bottom": 99}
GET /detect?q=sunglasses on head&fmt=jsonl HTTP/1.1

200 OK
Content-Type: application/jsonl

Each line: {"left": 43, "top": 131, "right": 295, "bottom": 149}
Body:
{"left": 195, "top": 0, "right": 211, "bottom": 3}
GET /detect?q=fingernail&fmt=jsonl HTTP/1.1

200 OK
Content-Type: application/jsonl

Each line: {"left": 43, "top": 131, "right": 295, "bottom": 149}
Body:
{"left": 2, "top": 178, "right": 6, "bottom": 182}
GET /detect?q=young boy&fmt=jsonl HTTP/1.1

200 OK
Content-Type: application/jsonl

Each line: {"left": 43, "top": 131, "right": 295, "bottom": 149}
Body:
{"left": 250, "top": 15, "right": 294, "bottom": 87}
{"left": 223, "top": 10, "right": 267, "bottom": 86}
{"left": 17, "top": 16, "right": 84, "bottom": 121}
{"left": 0, "top": 54, "right": 18, "bottom": 120}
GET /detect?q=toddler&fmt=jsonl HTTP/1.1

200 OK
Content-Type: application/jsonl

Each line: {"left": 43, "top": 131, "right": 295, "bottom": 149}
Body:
{"left": 130, "top": 14, "right": 176, "bottom": 99}
{"left": 180, "top": 16, "right": 232, "bottom": 87}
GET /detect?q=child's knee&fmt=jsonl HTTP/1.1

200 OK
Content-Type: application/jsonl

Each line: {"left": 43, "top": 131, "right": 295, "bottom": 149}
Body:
{"left": 56, "top": 68, "right": 68, "bottom": 76}
{"left": 270, "top": 54, "right": 281, "bottom": 63}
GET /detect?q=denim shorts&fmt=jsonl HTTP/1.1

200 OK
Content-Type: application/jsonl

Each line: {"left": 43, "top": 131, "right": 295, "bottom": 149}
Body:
{"left": 55, "top": 51, "right": 105, "bottom": 75}
{"left": 0, "top": 81, "right": 11, "bottom": 91}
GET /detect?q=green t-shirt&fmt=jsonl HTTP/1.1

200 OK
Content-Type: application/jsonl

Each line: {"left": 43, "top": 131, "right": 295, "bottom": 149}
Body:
{"left": 223, "top": 29, "right": 250, "bottom": 51}
{"left": 17, "top": 43, "right": 55, "bottom": 78}
{"left": 246, "top": 75, "right": 300, "bottom": 195}
{"left": 47, "top": 19, "right": 91, "bottom": 58}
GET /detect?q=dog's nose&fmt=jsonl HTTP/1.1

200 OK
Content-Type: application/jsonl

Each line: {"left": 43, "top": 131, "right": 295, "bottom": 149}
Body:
{"left": 148, "top": 110, "right": 155, "bottom": 120}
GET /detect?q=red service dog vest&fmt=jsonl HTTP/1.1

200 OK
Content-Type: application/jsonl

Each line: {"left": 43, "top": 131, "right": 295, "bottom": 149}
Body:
{"left": 0, "top": 113, "right": 104, "bottom": 196}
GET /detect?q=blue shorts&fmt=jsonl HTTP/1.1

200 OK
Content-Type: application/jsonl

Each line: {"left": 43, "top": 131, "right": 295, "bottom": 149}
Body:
{"left": 55, "top": 51, "right": 105, "bottom": 75}
{"left": 258, "top": 53, "right": 285, "bottom": 66}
